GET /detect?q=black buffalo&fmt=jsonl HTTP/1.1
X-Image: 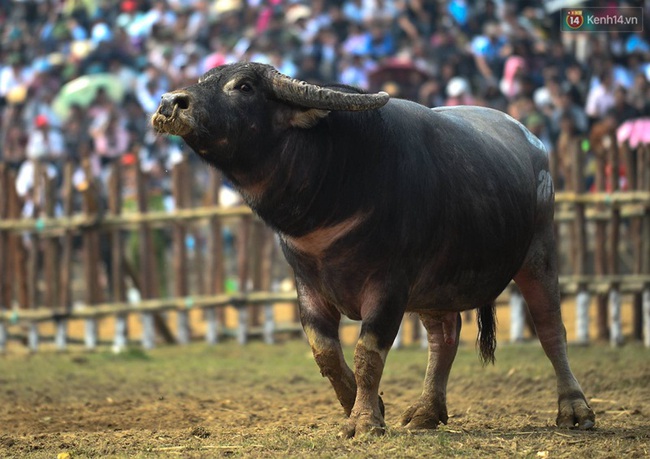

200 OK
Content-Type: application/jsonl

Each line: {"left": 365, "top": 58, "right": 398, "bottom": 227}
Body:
{"left": 152, "top": 62, "right": 595, "bottom": 437}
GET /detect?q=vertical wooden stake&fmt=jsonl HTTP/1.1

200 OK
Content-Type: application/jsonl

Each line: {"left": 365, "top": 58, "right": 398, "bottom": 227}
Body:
{"left": 643, "top": 286, "right": 650, "bottom": 349}
{"left": 571, "top": 138, "right": 590, "bottom": 343}
{"left": 172, "top": 159, "right": 190, "bottom": 344}
{"left": 141, "top": 313, "right": 155, "bottom": 350}
{"left": 237, "top": 215, "right": 251, "bottom": 344}
{"left": 0, "top": 322, "right": 6, "bottom": 353}
{"left": 108, "top": 163, "right": 128, "bottom": 351}
{"left": 205, "top": 308, "right": 218, "bottom": 345}
{"left": 237, "top": 302, "right": 248, "bottom": 345}
{"left": 594, "top": 143, "right": 609, "bottom": 340}
{"left": 26, "top": 162, "right": 43, "bottom": 351}
{"left": 206, "top": 169, "right": 224, "bottom": 344}
{"left": 575, "top": 290, "right": 591, "bottom": 345}
{"left": 391, "top": 320, "right": 404, "bottom": 349}
{"left": 58, "top": 163, "right": 74, "bottom": 350}
{"left": 28, "top": 322, "right": 38, "bottom": 352}
{"left": 608, "top": 289, "right": 623, "bottom": 347}
{"left": 81, "top": 157, "right": 102, "bottom": 351}
{"left": 608, "top": 134, "right": 621, "bottom": 346}
{"left": 0, "top": 165, "right": 8, "bottom": 352}
{"left": 55, "top": 319, "right": 67, "bottom": 352}
{"left": 263, "top": 304, "right": 275, "bottom": 345}
{"left": 509, "top": 287, "right": 526, "bottom": 343}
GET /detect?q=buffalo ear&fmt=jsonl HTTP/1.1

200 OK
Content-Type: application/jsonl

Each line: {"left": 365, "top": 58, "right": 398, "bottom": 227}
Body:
{"left": 290, "top": 108, "right": 330, "bottom": 128}
{"left": 275, "top": 107, "right": 330, "bottom": 129}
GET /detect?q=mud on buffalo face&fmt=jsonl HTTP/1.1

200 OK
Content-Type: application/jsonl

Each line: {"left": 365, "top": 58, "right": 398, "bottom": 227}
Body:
{"left": 151, "top": 62, "right": 389, "bottom": 169}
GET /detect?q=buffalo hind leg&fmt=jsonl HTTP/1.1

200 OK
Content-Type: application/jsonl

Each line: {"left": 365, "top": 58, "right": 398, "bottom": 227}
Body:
{"left": 401, "top": 311, "right": 461, "bottom": 429}
{"left": 514, "top": 228, "right": 595, "bottom": 430}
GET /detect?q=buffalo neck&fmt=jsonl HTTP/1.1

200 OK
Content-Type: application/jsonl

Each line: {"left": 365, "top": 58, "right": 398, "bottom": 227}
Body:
{"left": 234, "top": 110, "right": 387, "bottom": 238}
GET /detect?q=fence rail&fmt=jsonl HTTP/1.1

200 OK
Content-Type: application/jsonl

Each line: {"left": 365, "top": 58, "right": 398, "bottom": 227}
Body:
{"left": 1, "top": 133, "right": 649, "bottom": 352}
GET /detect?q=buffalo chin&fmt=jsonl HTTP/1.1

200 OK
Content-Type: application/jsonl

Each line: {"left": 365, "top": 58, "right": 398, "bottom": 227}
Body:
{"left": 151, "top": 112, "right": 194, "bottom": 136}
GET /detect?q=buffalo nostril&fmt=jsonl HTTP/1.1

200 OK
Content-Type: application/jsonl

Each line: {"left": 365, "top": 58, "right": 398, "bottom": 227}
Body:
{"left": 158, "top": 92, "right": 191, "bottom": 117}
{"left": 174, "top": 94, "right": 190, "bottom": 110}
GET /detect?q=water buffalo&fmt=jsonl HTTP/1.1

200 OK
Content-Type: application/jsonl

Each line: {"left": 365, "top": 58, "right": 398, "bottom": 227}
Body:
{"left": 152, "top": 62, "right": 595, "bottom": 437}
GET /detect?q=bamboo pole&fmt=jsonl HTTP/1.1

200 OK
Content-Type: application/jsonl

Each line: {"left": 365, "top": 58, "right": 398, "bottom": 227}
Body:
{"left": 250, "top": 221, "right": 265, "bottom": 328}
{"left": 593, "top": 143, "right": 609, "bottom": 340}
{"left": 136, "top": 157, "right": 155, "bottom": 349}
{"left": 108, "top": 163, "right": 128, "bottom": 351}
{"left": 9, "top": 171, "right": 27, "bottom": 315}
{"left": 572, "top": 138, "right": 590, "bottom": 344}
{"left": 0, "top": 205, "right": 254, "bottom": 232}
{"left": 81, "top": 158, "right": 103, "bottom": 350}
{"left": 0, "top": 165, "right": 8, "bottom": 352}
{"left": 641, "top": 144, "right": 650, "bottom": 347}
{"left": 3, "top": 193, "right": 650, "bottom": 234}
{"left": 509, "top": 286, "right": 526, "bottom": 343}
{"left": 608, "top": 135, "right": 623, "bottom": 346}
{"left": 3, "top": 275, "right": 650, "bottom": 324}
{"left": 260, "top": 228, "right": 275, "bottom": 344}
{"left": 26, "top": 162, "right": 43, "bottom": 352}
{"left": 43, "top": 175, "right": 58, "bottom": 310}
{"left": 136, "top": 158, "right": 175, "bottom": 346}
{"left": 236, "top": 214, "right": 252, "bottom": 344}
{"left": 631, "top": 143, "right": 644, "bottom": 340}
{"left": 56, "top": 163, "right": 74, "bottom": 351}
{"left": 205, "top": 169, "right": 224, "bottom": 344}
{"left": 173, "top": 158, "right": 191, "bottom": 345}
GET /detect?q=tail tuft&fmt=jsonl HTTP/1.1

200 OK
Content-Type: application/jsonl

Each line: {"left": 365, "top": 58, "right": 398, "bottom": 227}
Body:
{"left": 477, "top": 302, "right": 497, "bottom": 365}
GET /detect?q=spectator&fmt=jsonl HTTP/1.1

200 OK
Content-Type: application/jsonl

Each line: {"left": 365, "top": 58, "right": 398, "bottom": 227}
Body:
{"left": 62, "top": 104, "right": 92, "bottom": 162}
{"left": 2, "top": 124, "right": 27, "bottom": 167}
{"left": 445, "top": 77, "right": 474, "bottom": 106}
{"left": 585, "top": 72, "right": 617, "bottom": 123}
{"left": 0, "top": 54, "right": 35, "bottom": 103}
{"left": 90, "top": 107, "right": 129, "bottom": 170}
{"left": 606, "top": 86, "right": 639, "bottom": 127}
{"left": 563, "top": 62, "right": 589, "bottom": 108}
{"left": 499, "top": 55, "right": 526, "bottom": 100}
{"left": 26, "top": 114, "right": 64, "bottom": 161}
{"left": 551, "top": 89, "right": 589, "bottom": 141}
{"left": 627, "top": 73, "right": 650, "bottom": 115}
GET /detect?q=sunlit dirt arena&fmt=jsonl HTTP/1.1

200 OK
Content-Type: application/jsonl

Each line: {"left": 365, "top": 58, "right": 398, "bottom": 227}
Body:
{"left": 1, "top": 303, "right": 648, "bottom": 458}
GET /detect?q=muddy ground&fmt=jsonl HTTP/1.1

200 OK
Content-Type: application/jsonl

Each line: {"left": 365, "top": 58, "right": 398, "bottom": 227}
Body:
{"left": 1, "top": 337, "right": 649, "bottom": 458}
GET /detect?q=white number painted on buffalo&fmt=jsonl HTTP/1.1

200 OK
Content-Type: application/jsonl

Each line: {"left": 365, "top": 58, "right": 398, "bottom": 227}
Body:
{"left": 537, "top": 170, "right": 553, "bottom": 202}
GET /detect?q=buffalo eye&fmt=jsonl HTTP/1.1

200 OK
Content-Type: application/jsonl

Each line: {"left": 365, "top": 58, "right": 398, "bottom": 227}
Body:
{"left": 236, "top": 82, "right": 253, "bottom": 93}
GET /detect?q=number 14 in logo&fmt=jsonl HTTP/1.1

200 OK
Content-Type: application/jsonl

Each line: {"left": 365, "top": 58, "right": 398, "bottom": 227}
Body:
{"left": 566, "top": 10, "right": 584, "bottom": 29}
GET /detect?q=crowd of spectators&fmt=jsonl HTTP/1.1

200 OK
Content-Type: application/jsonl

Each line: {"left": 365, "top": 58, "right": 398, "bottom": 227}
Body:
{"left": 1, "top": 0, "right": 649, "bottom": 205}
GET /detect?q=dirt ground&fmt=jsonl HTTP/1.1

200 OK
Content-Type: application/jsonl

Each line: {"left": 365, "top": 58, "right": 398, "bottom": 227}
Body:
{"left": 1, "top": 334, "right": 649, "bottom": 458}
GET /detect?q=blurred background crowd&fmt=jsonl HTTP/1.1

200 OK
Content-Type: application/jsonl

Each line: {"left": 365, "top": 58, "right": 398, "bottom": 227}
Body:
{"left": 1, "top": 0, "right": 649, "bottom": 205}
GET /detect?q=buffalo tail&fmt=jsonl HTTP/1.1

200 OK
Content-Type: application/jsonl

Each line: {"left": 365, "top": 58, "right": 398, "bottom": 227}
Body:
{"left": 477, "top": 302, "right": 497, "bottom": 365}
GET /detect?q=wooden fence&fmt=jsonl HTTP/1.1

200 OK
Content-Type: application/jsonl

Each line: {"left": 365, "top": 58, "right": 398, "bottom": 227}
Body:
{"left": 0, "top": 135, "right": 649, "bottom": 352}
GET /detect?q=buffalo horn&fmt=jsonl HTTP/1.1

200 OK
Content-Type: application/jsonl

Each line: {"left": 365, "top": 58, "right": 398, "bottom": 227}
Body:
{"left": 265, "top": 67, "right": 389, "bottom": 111}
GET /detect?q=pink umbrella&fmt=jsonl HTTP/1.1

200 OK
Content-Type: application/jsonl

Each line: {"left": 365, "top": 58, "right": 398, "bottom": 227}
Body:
{"left": 617, "top": 118, "right": 650, "bottom": 148}
{"left": 203, "top": 53, "right": 227, "bottom": 72}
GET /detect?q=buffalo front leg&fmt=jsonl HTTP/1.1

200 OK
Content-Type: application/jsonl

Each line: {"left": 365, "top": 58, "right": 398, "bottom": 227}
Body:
{"left": 401, "top": 311, "right": 461, "bottom": 429}
{"left": 339, "top": 290, "right": 405, "bottom": 438}
{"left": 514, "top": 228, "right": 595, "bottom": 430}
{"left": 298, "top": 281, "right": 357, "bottom": 416}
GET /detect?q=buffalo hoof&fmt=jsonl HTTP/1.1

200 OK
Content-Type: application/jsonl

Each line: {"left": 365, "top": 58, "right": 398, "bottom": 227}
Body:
{"left": 338, "top": 397, "right": 386, "bottom": 439}
{"left": 557, "top": 393, "right": 596, "bottom": 430}
{"left": 400, "top": 399, "right": 447, "bottom": 430}
{"left": 338, "top": 413, "right": 386, "bottom": 439}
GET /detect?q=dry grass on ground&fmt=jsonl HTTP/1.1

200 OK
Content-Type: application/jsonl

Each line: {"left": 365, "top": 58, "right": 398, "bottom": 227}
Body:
{"left": 1, "top": 338, "right": 649, "bottom": 458}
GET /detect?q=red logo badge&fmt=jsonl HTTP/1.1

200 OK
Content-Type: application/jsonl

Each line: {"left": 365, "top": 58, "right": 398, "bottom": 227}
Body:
{"left": 566, "top": 10, "right": 584, "bottom": 29}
